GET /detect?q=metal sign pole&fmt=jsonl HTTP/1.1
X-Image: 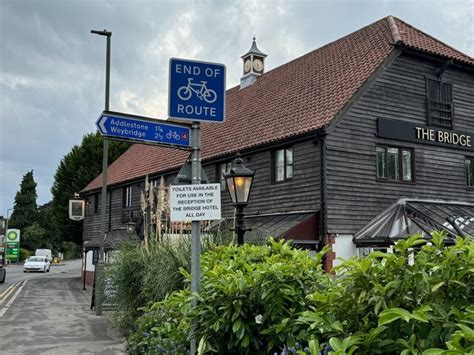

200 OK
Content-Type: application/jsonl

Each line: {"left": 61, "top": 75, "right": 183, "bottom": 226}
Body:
{"left": 91, "top": 29, "right": 112, "bottom": 317}
{"left": 190, "top": 121, "right": 201, "bottom": 354}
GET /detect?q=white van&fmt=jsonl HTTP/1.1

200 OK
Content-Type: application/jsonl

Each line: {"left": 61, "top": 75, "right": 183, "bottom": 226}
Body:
{"left": 35, "top": 249, "right": 53, "bottom": 262}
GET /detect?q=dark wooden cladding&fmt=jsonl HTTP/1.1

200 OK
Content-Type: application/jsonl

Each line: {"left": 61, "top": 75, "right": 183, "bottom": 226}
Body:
{"left": 325, "top": 53, "right": 474, "bottom": 235}
{"left": 82, "top": 139, "right": 321, "bottom": 244}
{"left": 83, "top": 51, "right": 473, "bottom": 246}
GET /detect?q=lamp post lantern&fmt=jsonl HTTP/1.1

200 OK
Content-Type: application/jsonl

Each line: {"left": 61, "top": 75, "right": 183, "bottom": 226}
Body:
{"left": 126, "top": 218, "right": 136, "bottom": 235}
{"left": 224, "top": 153, "right": 255, "bottom": 245}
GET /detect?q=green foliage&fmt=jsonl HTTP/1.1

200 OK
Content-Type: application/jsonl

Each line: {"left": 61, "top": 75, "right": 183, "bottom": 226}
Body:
{"left": 299, "top": 232, "right": 474, "bottom": 354}
{"left": 22, "top": 222, "right": 50, "bottom": 251}
{"left": 126, "top": 290, "right": 190, "bottom": 354}
{"left": 193, "top": 239, "right": 329, "bottom": 354}
{"left": 50, "top": 132, "right": 129, "bottom": 246}
{"left": 61, "top": 241, "right": 80, "bottom": 259}
{"left": 108, "top": 237, "right": 217, "bottom": 335}
{"left": 128, "top": 239, "right": 329, "bottom": 354}
{"left": 19, "top": 248, "right": 30, "bottom": 261}
{"left": 9, "top": 170, "right": 38, "bottom": 231}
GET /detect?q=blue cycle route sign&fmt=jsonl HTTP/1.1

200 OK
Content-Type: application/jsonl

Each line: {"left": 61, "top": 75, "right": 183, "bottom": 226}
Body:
{"left": 168, "top": 58, "right": 226, "bottom": 123}
{"left": 96, "top": 111, "right": 190, "bottom": 148}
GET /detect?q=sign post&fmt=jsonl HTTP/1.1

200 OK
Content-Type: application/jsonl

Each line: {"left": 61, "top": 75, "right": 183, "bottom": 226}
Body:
{"left": 96, "top": 111, "right": 191, "bottom": 148}
{"left": 168, "top": 58, "right": 225, "bottom": 354}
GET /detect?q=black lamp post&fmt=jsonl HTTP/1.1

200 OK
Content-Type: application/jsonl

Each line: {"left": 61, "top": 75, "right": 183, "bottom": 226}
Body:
{"left": 224, "top": 153, "right": 255, "bottom": 245}
{"left": 126, "top": 217, "right": 136, "bottom": 235}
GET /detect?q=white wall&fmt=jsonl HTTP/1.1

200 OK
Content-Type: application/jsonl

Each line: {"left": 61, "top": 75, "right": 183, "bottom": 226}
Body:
{"left": 83, "top": 250, "right": 95, "bottom": 272}
{"left": 333, "top": 234, "right": 357, "bottom": 267}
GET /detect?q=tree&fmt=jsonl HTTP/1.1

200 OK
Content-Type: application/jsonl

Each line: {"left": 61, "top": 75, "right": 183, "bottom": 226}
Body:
{"left": 50, "top": 132, "right": 130, "bottom": 246}
{"left": 22, "top": 222, "right": 50, "bottom": 251}
{"left": 9, "top": 170, "right": 38, "bottom": 231}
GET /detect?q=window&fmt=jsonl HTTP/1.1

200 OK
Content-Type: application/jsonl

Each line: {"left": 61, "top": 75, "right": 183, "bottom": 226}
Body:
{"left": 219, "top": 162, "right": 232, "bottom": 191}
{"left": 94, "top": 193, "right": 99, "bottom": 214}
{"left": 466, "top": 158, "right": 473, "bottom": 188}
{"left": 122, "top": 186, "right": 132, "bottom": 208}
{"left": 376, "top": 146, "right": 413, "bottom": 182}
{"left": 426, "top": 78, "right": 453, "bottom": 128}
{"left": 274, "top": 147, "right": 293, "bottom": 182}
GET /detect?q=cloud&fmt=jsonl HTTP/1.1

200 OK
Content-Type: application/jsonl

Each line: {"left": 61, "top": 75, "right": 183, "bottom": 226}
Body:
{"left": 1, "top": 0, "right": 473, "bottom": 213}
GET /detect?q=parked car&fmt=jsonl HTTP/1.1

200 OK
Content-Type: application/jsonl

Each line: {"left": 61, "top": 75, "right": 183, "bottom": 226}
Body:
{"left": 23, "top": 256, "right": 50, "bottom": 273}
{"left": 0, "top": 265, "right": 5, "bottom": 283}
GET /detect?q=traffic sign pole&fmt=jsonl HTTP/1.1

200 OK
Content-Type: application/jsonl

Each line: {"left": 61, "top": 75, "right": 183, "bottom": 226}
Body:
{"left": 190, "top": 121, "right": 201, "bottom": 355}
{"left": 168, "top": 58, "right": 226, "bottom": 354}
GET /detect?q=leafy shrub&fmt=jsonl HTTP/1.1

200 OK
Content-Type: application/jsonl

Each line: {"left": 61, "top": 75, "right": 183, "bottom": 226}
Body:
{"left": 125, "top": 239, "right": 329, "bottom": 354}
{"left": 299, "top": 232, "right": 474, "bottom": 354}
{"left": 108, "top": 236, "right": 226, "bottom": 335}
{"left": 126, "top": 289, "right": 190, "bottom": 354}
{"left": 19, "top": 248, "right": 30, "bottom": 261}
{"left": 193, "top": 239, "right": 329, "bottom": 354}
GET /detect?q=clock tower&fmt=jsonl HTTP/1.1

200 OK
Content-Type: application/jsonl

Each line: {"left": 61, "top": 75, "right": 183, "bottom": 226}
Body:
{"left": 240, "top": 36, "right": 267, "bottom": 89}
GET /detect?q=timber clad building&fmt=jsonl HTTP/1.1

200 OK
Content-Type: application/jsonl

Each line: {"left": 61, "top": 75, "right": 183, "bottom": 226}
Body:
{"left": 81, "top": 16, "right": 474, "bottom": 280}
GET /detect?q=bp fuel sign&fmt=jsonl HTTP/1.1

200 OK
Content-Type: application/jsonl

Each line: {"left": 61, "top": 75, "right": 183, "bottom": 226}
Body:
{"left": 6, "top": 229, "right": 20, "bottom": 262}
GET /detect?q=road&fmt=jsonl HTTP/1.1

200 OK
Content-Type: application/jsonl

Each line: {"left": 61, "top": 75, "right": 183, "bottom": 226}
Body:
{"left": 0, "top": 259, "right": 82, "bottom": 294}
{"left": 0, "top": 259, "right": 124, "bottom": 354}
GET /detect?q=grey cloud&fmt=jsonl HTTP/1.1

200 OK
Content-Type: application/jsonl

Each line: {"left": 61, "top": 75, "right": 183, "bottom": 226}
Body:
{"left": 1, "top": 0, "right": 472, "bottom": 213}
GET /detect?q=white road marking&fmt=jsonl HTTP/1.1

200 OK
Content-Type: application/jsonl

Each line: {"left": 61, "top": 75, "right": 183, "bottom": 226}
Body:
{"left": 0, "top": 280, "right": 27, "bottom": 318}
{"left": 0, "top": 282, "right": 20, "bottom": 305}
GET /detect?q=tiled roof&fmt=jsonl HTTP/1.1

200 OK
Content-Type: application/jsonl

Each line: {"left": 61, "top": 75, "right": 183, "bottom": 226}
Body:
{"left": 82, "top": 16, "right": 474, "bottom": 193}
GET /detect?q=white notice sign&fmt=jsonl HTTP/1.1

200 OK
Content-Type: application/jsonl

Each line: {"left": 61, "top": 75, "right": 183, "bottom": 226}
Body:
{"left": 170, "top": 183, "right": 221, "bottom": 222}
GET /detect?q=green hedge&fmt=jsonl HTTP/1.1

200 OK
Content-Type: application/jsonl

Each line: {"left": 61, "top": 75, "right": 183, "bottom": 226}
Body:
{"left": 123, "top": 232, "right": 474, "bottom": 354}
{"left": 126, "top": 239, "right": 329, "bottom": 354}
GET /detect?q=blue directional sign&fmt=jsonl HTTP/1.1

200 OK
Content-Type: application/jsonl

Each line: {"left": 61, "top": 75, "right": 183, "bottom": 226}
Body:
{"left": 96, "top": 111, "right": 190, "bottom": 148}
{"left": 169, "top": 58, "right": 226, "bottom": 123}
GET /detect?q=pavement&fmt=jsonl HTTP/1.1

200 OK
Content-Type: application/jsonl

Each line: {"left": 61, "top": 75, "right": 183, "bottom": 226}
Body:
{"left": 0, "top": 268, "right": 125, "bottom": 354}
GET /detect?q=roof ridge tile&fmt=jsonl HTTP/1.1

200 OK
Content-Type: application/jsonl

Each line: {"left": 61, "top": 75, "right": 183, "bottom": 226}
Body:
{"left": 392, "top": 15, "right": 474, "bottom": 64}
{"left": 387, "top": 15, "right": 402, "bottom": 44}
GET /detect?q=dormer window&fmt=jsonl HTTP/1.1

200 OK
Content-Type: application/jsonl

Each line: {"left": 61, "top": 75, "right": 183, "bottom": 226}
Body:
{"left": 426, "top": 78, "right": 454, "bottom": 128}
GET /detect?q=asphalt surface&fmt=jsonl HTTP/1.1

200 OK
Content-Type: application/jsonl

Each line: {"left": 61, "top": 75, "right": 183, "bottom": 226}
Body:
{"left": 0, "top": 259, "right": 81, "bottom": 294}
{"left": 0, "top": 260, "right": 124, "bottom": 354}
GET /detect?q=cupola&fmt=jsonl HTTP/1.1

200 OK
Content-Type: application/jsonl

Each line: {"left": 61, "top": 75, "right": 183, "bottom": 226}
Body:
{"left": 240, "top": 36, "right": 267, "bottom": 89}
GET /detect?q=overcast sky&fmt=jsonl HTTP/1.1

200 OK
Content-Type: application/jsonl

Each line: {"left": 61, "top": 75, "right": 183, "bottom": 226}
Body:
{"left": 0, "top": 0, "right": 473, "bottom": 214}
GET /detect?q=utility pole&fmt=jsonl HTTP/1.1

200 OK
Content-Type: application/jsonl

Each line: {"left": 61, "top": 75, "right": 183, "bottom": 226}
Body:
{"left": 91, "top": 29, "right": 111, "bottom": 316}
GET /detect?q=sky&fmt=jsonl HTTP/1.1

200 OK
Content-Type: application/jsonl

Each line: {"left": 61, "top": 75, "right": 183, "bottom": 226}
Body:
{"left": 0, "top": 0, "right": 473, "bottom": 214}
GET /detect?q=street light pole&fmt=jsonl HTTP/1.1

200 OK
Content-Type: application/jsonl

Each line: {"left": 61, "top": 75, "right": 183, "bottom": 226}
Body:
{"left": 91, "top": 29, "right": 112, "bottom": 316}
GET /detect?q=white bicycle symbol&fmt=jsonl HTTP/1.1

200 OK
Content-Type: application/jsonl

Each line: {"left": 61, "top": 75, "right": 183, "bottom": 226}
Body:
{"left": 166, "top": 130, "right": 181, "bottom": 140}
{"left": 177, "top": 78, "right": 217, "bottom": 104}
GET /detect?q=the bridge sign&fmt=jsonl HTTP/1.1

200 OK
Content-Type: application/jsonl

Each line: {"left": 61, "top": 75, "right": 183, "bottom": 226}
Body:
{"left": 168, "top": 58, "right": 226, "bottom": 123}
{"left": 96, "top": 111, "right": 191, "bottom": 148}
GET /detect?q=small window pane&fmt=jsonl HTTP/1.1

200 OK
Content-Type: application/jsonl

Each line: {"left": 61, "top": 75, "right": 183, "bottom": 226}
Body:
{"left": 285, "top": 148, "right": 293, "bottom": 179}
{"left": 402, "top": 150, "right": 412, "bottom": 182}
{"left": 387, "top": 148, "right": 399, "bottom": 180}
{"left": 275, "top": 149, "right": 285, "bottom": 181}
{"left": 376, "top": 147, "right": 386, "bottom": 178}
{"left": 467, "top": 159, "right": 473, "bottom": 187}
